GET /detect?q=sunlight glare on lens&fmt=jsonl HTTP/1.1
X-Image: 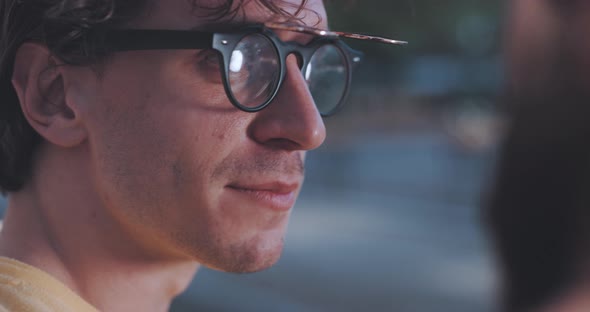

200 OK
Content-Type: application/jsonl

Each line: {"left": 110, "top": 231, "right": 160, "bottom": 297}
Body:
{"left": 230, "top": 50, "right": 244, "bottom": 73}
{"left": 305, "top": 62, "right": 314, "bottom": 81}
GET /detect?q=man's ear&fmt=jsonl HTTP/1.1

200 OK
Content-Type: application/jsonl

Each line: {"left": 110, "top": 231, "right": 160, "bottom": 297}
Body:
{"left": 11, "top": 42, "right": 87, "bottom": 148}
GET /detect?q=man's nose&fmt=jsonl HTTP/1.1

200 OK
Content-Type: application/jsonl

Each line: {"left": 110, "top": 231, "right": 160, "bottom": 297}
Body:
{"left": 248, "top": 54, "right": 327, "bottom": 151}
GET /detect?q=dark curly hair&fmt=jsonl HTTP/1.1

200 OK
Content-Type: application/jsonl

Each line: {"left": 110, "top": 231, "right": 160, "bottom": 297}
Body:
{"left": 0, "top": 0, "right": 311, "bottom": 193}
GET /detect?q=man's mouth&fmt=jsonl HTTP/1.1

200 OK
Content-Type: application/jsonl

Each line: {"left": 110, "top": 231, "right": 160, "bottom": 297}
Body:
{"left": 226, "top": 181, "right": 300, "bottom": 212}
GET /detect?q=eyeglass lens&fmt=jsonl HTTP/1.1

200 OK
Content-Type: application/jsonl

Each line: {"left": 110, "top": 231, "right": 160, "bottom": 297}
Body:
{"left": 305, "top": 44, "right": 347, "bottom": 114}
{"left": 227, "top": 33, "right": 349, "bottom": 114}
{"left": 228, "top": 34, "right": 280, "bottom": 108}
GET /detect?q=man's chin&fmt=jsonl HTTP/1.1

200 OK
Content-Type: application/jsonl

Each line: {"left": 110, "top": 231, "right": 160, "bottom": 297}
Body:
{"left": 204, "top": 242, "right": 285, "bottom": 274}
{"left": 227, "top": 258, "right": 281, "bottom": 274}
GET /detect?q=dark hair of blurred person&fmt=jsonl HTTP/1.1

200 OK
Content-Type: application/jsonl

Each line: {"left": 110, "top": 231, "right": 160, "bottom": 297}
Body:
{"left": 486, "top": 0, "right": 590, "bottom": 311}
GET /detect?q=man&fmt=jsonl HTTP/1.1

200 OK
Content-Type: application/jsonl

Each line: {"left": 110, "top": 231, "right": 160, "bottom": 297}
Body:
{"left": 486, "top": 0, "right": 590, "bottom": 311}
{"left": 0, "top": 0, "right": 404, "bottom": 311}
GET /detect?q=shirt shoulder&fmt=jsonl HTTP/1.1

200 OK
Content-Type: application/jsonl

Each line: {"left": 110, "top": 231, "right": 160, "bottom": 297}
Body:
{"left": 0, "top": 257, "right": 99, "bottom": 312}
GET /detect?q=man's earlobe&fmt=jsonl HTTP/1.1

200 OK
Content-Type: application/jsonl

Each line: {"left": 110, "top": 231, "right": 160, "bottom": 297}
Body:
{"left": 11, "top": 42, "right": 87, "bottom": 148}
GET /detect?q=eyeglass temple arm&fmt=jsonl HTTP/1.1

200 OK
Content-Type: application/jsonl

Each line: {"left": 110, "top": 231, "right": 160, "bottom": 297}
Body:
{"left": 264, "top": 22, "right": 408, "bottom": 45}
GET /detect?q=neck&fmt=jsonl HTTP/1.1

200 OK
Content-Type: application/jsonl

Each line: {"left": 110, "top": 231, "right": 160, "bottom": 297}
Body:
{"left": 0, "top": 144, "right": 199, "bottom": 312}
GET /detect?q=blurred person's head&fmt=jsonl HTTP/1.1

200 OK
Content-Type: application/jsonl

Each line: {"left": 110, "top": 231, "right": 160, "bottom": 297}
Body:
{"left": 487, "top": 0, "right": 590, "bottom": 311}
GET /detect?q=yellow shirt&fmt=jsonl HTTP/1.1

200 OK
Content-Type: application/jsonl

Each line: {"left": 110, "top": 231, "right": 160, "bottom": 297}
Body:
{"left": 0, "top": 257, "right": 98, "bottom": 312}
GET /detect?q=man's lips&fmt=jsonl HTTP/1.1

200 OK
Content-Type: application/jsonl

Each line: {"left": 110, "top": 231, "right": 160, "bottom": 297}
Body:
{"left": 226, "top": 181, "right": 300, "bottom": 212}
{"left": 228, "top": 181, "right": 299, "bottom": 193}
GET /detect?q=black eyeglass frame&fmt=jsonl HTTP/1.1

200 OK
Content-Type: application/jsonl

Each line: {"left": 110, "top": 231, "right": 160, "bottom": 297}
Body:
{"left": 97, "top": 25, "right": 364, "bottom": 116}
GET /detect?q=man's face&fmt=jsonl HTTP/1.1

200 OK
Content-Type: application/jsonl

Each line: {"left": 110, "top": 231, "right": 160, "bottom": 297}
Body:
{"left": 75, "top": 0, "right": 327, "bottom": 272}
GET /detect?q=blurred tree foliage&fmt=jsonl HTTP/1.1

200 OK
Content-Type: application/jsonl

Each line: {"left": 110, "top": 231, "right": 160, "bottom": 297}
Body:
{"left": 325, "top": 0, "right": 505, "bottom": 95}
{"left": 326, "top": 0, "right": 503, "bottom": 57}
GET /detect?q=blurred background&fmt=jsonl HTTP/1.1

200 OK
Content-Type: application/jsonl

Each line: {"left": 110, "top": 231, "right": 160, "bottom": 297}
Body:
{"left": 0, "top": 0, "right": 506, "bottom": 311}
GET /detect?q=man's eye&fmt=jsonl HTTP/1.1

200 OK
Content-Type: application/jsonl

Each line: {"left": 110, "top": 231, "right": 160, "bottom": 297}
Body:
{"left": 194, "top": 49, "right": 249, "bottom": 84}
{"left": 196, "top": 50, "right": 223, "bottom": 82}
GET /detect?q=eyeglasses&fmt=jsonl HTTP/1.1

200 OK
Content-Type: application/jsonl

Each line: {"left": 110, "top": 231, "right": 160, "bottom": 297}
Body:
{"left": 96, "top": 23, "right": 407, "bottom": 116}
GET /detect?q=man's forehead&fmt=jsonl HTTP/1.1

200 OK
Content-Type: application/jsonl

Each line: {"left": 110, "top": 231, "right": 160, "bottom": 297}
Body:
{"left": 134, "top": 0, "right": 328, "bottom": 30}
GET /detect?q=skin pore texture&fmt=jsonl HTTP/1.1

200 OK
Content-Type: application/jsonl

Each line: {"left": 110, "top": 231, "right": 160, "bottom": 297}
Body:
{"left": 0, "top": 0, "right": 327, "bottom": 311}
